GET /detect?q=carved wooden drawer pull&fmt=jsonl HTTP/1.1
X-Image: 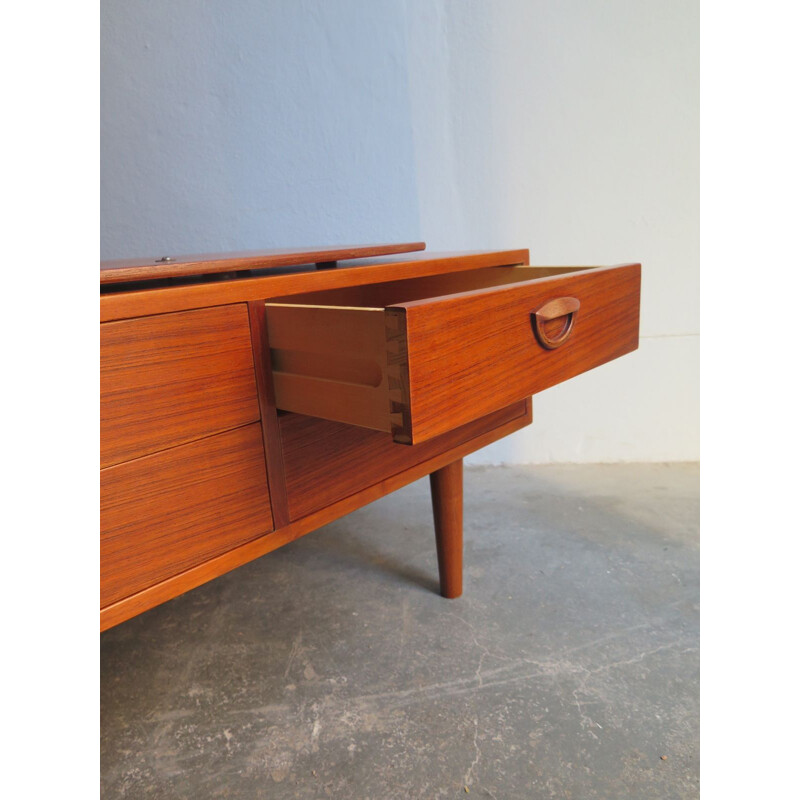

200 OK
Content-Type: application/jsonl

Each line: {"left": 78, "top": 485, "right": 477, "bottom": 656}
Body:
{"left": 531, "top": 296, "right": 581, "bottom": 349}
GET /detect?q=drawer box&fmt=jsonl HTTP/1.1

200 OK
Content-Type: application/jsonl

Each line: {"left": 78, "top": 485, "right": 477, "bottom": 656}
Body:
{"left": 100, "top": 303, "right": 260, "bottom": 467}
{"left": 266, "top": 263, "right": 640, "bottom": 444}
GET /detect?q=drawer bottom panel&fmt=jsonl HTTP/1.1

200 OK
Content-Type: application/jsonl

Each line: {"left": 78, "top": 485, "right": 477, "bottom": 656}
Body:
{"left": 280, "top": 401, "right": 529, "bottom": 521}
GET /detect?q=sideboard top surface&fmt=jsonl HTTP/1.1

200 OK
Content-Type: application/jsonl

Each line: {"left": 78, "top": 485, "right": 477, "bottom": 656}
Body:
{"left": 99, "top": 248, "right": 531, "bottom": 322}
{"left": 101, "top": 242, "right": 427, "bottom": 284}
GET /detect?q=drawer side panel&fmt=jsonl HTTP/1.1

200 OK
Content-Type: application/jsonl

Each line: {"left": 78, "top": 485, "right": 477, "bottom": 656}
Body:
{"left": 265, "top": 304, "right": 391, "bottom": 432}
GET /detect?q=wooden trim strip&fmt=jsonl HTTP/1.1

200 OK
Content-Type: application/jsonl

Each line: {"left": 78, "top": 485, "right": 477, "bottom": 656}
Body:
{"left": 247, "top": 301, "right": 290, "bottom": 529}
{"left": 100, "top": 400, "right": 532, "bottom": 631}
{"left": 99, "top": 250, "right": 530, "bottom": 322}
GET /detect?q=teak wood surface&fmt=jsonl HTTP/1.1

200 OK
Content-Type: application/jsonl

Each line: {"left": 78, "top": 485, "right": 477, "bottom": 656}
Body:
{"left": 430, "top": 459, "right": 464, "bottom": 599}
{"left": 392, "top": 263, "right": 640, "bottom": 442}
{"left": 246, "top": 301, "right": 290, "bottom": 529}
{"left": 100, "top": 242, "right": 426, "bottom": 283}
{"left": 99, "top": 250, "right": 529, "bottom": 322}
{"left": 100, "top": 423, "right": 272, "bottom": 607}
{"left": 263, "top": 263, "right": 640, "bottom": 443}
{"left": 266, "top": 304, "right": 393, "bottom": 433}
{"left": 280, "top": 401, "right": 528, "bottom": 521}
{"left": 99, "top": 246, "right": 640, "bottom": 631}
{"left": 100, "top": 304, "right": 260, "bottom": 467}
{"left": 100, "top": 401, "right": 531, "bottom": 631}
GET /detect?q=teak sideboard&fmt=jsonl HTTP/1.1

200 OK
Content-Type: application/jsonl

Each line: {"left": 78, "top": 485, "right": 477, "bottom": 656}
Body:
{"left": 100, "top": 243, "right": 641, "bottom": 631}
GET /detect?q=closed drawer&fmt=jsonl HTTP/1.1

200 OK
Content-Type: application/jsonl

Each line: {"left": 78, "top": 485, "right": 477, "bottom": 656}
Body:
{"left": 100, "top": 303, "right": 260, "bottom": 468}
{"left": 265, "top": 263, "right": 640, "bottom": 444}
{"left": 100, "top": 423, "right": 272, "bottom": 607}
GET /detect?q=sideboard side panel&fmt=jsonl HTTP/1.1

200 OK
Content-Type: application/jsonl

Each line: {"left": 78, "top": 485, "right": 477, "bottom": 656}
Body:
{"left": 247, "top": 300, "right": 291, "bottom": 528}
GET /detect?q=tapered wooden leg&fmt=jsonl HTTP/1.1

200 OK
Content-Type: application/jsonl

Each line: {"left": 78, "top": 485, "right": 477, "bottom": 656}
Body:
{"left": 429, "top": 458, "right": 463, "bottom": 599}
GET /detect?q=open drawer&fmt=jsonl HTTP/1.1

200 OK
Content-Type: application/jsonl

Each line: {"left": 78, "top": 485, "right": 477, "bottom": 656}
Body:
{"left": 265, "top": 263, "right": 640, "bottom": 444}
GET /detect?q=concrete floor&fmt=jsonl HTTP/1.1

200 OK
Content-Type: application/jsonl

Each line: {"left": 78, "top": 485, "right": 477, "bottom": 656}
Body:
{"left": 101, "top": 463, "right": 699, "bottom": 799}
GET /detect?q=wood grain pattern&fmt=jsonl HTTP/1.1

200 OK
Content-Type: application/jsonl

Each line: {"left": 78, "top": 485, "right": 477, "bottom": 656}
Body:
{"left": 101, "top": 304, "right": 260, "bottom": 467}
{"left": 97, "top": 247, "right": 641, "bottom": 632}
{"left": 391, "top": 263, "right": 641, "bottom": 443}
{"left": 99, "top": 250, "right": 530, "bottom": 322}
{"left": 100, "top": 242, "right": 426, "bottom": 283}
{"left": 263, "top": 267, "right": 580, "bottom": 436}
{"left": 263, "top": 264, "right": 640, "bottom": 444}
{"left": 266, "top": 304, "right": 392, "bottom": 432}
{"left": 531, "top": 296, "right": 580, "bottom": 349}
{"left": 100, "top": 400, "right": 531, "bottom": 631}
{"left": 277, "top": 265, "right": 589, "bottom": 308}
{"left": 430, "top": 459, "right": 463, "bottom": 599}
{"left": 247, "top": 301, "right": 290, "bottom": 529}
{"left": 386, "top": 309, "right": 412, "bottom": 442}
{"left": 101, "top": 423, "right": 272, "bottom": 608}
{"left": 280, "top": 401, "right": 529, "bottom": 521}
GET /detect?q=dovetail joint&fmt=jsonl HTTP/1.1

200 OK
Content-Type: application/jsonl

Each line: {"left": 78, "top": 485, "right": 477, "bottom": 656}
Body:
{"left": 385, "top": 309, "right": 412, "bottom": 443}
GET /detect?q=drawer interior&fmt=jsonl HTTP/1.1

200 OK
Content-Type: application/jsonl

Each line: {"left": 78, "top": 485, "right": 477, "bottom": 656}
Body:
{"left": 268, "top": 265, "right": 589, "bottom": 309}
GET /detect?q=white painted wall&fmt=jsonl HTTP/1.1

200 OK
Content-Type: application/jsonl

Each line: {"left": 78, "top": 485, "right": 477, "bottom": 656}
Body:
{"left": 101, "top": 0, "right": 698, "bottom": 464}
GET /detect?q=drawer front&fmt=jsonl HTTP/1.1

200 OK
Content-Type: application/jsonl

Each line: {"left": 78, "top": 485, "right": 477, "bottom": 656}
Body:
{"left": 280, "top": 401, "right": 530, "bottom": 521}
{"left": 101, "top": 304, "right": 260, "bottom": 468}
{"left": 387, "top": 263, "right": 640, "bottom": 443}
{"left": 101, "top": 423, "right": 272, "bottom": 607}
